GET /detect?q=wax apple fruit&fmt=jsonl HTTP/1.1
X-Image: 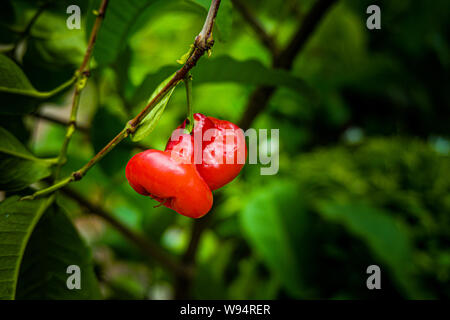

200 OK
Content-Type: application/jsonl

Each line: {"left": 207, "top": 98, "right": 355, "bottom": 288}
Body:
{"left": 125, "top": 149, "right": 213, "bottom": 218}
{"left": 165, "top": 113, "right": 246, "bottom": 190}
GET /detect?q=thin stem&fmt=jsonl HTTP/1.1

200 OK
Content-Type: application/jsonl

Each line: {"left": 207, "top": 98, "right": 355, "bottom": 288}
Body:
{"left": 21, "top": 0, "right": 222, "bottom": 200}
{"left": 61, "top": 188, "right": 192, "bottom": 278}
{"left": 53, "top": 0, "right": 109, "bottom": 181}
{"left": 22, "top": 176, "right": 73, "bottom": 201}
{"left": 53, "top": 82, "right": 83, "bottom": 180}
{"left": 184, "top": 73, "right": 194, "bottom": 133}
{"left": 196, "top": 0, "right": 221, "bottom": 48}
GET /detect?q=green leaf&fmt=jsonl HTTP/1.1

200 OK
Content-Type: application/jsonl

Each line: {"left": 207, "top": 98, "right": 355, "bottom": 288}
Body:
{"left": 87, "top": 0, "right": 170, "bottom": 66}
{"left": 318, "top": 203, "right": 423, "bottom": 298}
{"left": 0, "top": 53, "right": 74, "bottom": 98}
{"left": 21, "top": 11, "right": 85, "bottom": 92}
{"left": 131, "top": 56, "right": 312, "bottom": 105}
{"left": 0, "top": 126, "right": 53, "bottom": 191}
{"left": 131, "top": 73, "right": 178, "bottom": 142}
{"left": 0, "top": 196, "right": 53, "bottom": 300}
{"left": 240, "top": 182, "right": 312, "bottom": 298}
{"left": 0, "top": 53, "right": 35, "bottom": 94}
{"left": 15, "top": 202, "right": 101, "bottom": 299}
{"left": 0, "top": 54, "right": 75, "bottom": 114}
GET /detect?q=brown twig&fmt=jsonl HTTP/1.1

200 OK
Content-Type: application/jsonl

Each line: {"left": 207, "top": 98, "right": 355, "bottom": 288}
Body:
{"left": 239, "top": 0, "right": 338, "bottom": 129}
{"left": 231, "top": 0, "right": 278, "bottom": 55}
{"left": 61, "top": 187, "right": 192, "bottom": 278}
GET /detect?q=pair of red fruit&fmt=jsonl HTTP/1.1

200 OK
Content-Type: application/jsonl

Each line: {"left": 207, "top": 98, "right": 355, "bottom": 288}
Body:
{"left": 125, "top": 113, "right": 246, "bottom": 218}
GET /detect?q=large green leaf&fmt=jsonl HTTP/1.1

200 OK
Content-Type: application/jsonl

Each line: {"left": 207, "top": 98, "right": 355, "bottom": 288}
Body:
{"left": 0, "top": 196, "right": 53, "bottom": 300}
{"left": 240, "top": 182, "right": 312, "bottom": 298}
{"left": 131, "top": 56, "right": 311, "bottom": 104}
{"left": 15, "top": 202, "right": 101, "bottom": 299}
{"left": 318, "top": 203, "right": 422, "bottom": 298}
{"left": 0, "top": 126, "right": 54, "bottom": 191}
{"left": 131, "top": 73, "right": 178, "bottom": 142}
{"left": 87, "top": 0, "right": 169, "bottom": 66}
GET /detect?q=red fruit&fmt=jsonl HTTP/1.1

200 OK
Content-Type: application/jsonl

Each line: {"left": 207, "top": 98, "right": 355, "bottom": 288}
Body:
{"left": 125, "top": 149, "right": 213, "bottom": 218}
{"left": 165, "top": 113, "right": 247, "bottom": 190}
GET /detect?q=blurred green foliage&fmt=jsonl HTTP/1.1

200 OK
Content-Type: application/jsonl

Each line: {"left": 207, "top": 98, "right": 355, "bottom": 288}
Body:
{"left": 0, "top": 0, "right": 448, "bottom": 300}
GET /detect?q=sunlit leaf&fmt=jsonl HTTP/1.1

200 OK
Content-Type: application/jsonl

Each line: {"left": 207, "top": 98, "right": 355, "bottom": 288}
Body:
{"left": 131, "top": 73, "right": 178, "bottom": 142}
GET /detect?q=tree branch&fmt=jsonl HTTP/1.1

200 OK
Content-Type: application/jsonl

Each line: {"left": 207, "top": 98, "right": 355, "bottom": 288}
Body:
{"left": 61, "top": 187, "right": 192, "bottom": 278}
{"left": 53, "top": 0, "right": 110, "bottom": 180}
{"left": 239, "top": 0, "right": 338, "bottom": 129}
{"left": 231, "top": 0, "right": 278, "bottom": 55}
{"left": 22, "top": 0, "right": 222, "bottom": 200}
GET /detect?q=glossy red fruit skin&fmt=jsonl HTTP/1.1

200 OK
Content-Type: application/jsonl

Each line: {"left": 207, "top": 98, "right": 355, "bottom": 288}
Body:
{"left": 125, "top": 149, "right": 213, "bottom": 218}
{"left": 165, "top": 113, "right": 247, "bottom": 190}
